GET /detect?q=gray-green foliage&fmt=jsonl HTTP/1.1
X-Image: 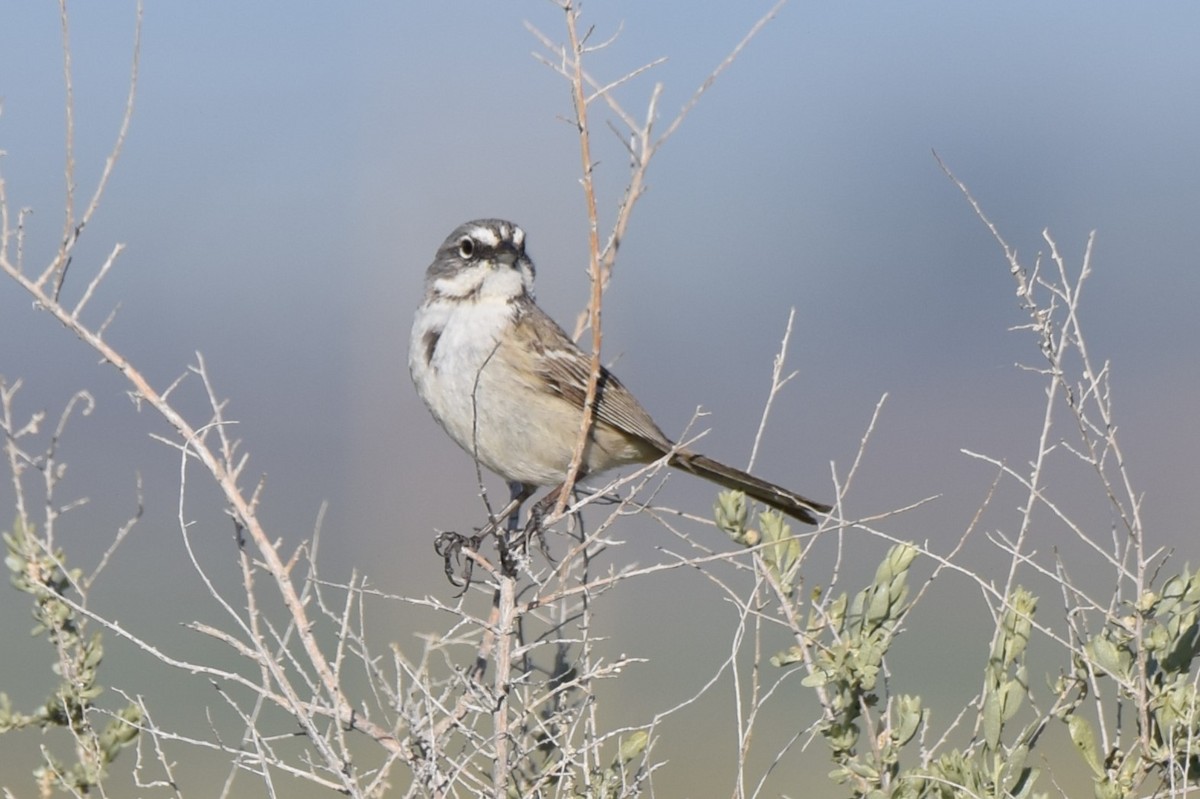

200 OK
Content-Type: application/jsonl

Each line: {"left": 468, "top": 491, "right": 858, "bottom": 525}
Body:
{"left": 1, "top": 517, "right": 141, "bottom": 795}
{"left": 1060, "top": 568, "right": 1200, "bottom": 798}
{"left": 716, "top": 489, "right": 802, "bottom": 592}
{"left": 905, "top": 587, "right": 1042, "bottom": 799}
{"left": 718, "top": 489, "right": 1200, "bottom": 799}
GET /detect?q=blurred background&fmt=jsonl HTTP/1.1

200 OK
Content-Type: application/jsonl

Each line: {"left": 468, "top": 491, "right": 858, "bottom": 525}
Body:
{"left": 1, "top": 2, "right": 1197, "bottom": 796}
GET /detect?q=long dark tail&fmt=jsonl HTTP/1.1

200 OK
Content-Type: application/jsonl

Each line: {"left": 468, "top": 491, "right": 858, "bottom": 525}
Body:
{"left": 671, "top": 452, "right": 831, "bottom": 525}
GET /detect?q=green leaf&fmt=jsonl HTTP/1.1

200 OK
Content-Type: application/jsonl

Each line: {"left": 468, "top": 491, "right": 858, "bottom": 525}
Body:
{"left": 617, "top": 731, "right": 648, "bottom": 764}
{"left": 893, "top": 695, "right": 922, "bottom": 746}
{"left": 983, "top": 690, "right": 1002, "bottom": 750}
{"left": 1068, "top": 715, "right": 1104, "bottom": 776}
{"left": 1086, "top": 634, "right": 1129, "bottom": 680}
{"left": 714, "top": 491, "right": 749, "bottom": 543}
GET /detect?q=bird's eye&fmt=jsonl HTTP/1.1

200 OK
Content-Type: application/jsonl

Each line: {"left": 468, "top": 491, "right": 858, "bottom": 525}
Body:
{"left": 458, "top": 237, "right": 475, "bottom": 259}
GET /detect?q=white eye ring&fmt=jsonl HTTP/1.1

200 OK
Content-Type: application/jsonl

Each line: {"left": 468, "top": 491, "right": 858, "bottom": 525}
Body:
{"left": 458, "top": 237, "right": 475, "bottom": 259}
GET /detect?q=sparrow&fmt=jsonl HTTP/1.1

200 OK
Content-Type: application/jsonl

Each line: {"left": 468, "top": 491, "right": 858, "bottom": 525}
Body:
{"left": 409, "top": 219, "right": 830, "bottom": 527}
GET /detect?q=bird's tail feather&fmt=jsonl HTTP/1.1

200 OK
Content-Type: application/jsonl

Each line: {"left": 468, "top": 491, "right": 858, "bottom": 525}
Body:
{"left": 670, "top": 452, "right": 831, "bottom": 526}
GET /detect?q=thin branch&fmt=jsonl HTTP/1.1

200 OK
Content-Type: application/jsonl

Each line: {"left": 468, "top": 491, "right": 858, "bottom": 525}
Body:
{"left": 554, "top": 2, "right": 606, "bottom": 521}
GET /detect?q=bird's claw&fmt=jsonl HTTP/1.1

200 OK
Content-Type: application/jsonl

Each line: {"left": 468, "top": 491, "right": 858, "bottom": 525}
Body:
{"left": 434, "top": 530, "right": 483, "bottom": 594}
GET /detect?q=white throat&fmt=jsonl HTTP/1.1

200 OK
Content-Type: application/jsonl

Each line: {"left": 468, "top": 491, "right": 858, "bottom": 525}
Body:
{"left": 432, "top": 262, "right": 532, "bottom": 304}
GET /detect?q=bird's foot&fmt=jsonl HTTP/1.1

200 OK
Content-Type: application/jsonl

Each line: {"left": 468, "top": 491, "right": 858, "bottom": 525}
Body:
{"left": 433, "top": 530, "right": 486, "bottom": 594}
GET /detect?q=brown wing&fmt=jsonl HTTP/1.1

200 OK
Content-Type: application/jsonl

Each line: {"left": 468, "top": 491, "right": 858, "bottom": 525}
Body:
{"left": 508, "top": 300, "right": 831, "bottom": 524}
{"left": 513, "top": 300, "right": 673, "bottom": 452}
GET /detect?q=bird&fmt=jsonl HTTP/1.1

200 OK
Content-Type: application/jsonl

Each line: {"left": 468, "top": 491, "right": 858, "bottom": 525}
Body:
{"left": 408, "top": 218, "right": 830, "bottom": 529}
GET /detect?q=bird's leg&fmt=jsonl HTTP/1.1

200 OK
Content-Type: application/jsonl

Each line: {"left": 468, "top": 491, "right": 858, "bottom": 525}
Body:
{"left": 504, "top": 481, "right": 528, "bottom": 533}
{"left": 473, "top": 481, "right": 534, "bottom": 540}
{"left": 513, "top": 482, "right": 564, "bottom": 563}
{"left": 466, "top": 482, "right": 533, "bottom": 545}
{"left": 495, "top": 482, "right": 536, "bottom": 575}
{"left": 435, "top": 482, "right": 534, "bottom": 589}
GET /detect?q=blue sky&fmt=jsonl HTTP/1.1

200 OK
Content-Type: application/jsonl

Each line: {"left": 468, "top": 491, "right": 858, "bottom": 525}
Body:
{"left": 1, "top": 2, "right": 1198, "bottom": 795}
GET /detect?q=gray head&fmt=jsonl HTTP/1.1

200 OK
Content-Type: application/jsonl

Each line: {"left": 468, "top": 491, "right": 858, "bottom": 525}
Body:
{"left": 425, "top": 219, "right": 536, "bottom": 301}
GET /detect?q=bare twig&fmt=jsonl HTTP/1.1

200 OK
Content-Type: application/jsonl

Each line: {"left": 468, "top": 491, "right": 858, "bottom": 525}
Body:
{"left": 554, "top": 2, "right": 606, "bottom": 522}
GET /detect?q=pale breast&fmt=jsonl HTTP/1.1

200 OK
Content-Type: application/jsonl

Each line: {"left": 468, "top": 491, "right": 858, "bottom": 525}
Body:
{"left": 410, "top": 295, "right": 663, "bottom": 486}
{"left": 410, "top": 297, "right": 514, "bottom": 458}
